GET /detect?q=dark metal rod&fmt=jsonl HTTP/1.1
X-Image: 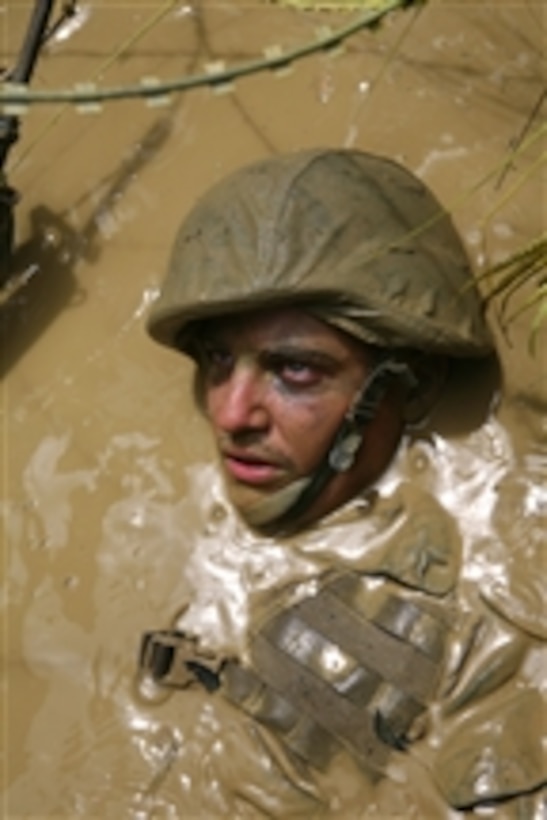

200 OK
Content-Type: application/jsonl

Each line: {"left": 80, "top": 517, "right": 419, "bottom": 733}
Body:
{"left": 10, "top": 0, "right": 56, "bottom": 84}
{"left": 0, "top": 0, "right": 56, "bottom": 171}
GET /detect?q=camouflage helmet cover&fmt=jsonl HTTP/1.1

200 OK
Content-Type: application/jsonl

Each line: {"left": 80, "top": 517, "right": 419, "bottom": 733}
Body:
{"left": 147, "top": 149, "right": 492, "bottom": 357}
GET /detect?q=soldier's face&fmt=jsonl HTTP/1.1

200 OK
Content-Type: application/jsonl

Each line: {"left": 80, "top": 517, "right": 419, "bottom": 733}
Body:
{"left": 196, "top": 307, "right": 405, "bottom": 529}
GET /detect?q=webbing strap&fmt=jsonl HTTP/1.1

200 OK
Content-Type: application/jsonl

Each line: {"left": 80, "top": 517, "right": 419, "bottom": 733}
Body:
{"left": 292, "top": 590, "right": 438, "bottom": 702}
{"left": 223, "top": 572, "right": 447, "bottom": 776}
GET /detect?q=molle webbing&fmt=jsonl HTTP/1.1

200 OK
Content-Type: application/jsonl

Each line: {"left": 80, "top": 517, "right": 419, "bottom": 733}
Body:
{"left": 222, "top": 572, "right": 447, "bottom": 777}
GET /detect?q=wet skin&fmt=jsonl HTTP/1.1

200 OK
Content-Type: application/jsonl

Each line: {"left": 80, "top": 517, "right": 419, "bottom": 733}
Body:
{"left": 194, "top": 307, "right": 407, "bottom": 529}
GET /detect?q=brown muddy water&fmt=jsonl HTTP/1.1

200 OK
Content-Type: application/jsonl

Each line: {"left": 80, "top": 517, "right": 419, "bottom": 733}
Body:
{"left": 0, "top": 1, "right": 545, "bottom": 818}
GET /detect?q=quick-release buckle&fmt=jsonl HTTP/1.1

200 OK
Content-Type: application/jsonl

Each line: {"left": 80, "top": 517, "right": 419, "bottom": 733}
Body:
{"left": 139, "top": 630, "right": 222, "bottom": 691}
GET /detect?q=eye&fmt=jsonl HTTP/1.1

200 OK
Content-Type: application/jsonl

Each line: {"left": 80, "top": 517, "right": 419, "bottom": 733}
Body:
{"left": 200, "top": 344, "right": 233, "bottom": 381}
{"left": 271, "top": 356, "right": 323, "bottom": 389}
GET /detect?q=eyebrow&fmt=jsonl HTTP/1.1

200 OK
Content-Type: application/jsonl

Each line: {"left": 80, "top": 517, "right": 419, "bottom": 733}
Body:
{"left": 259, "top": 345, "right": 341, "bottom": 370}
{"left": 192, "top": 333, "right": 345, "bottom": 372}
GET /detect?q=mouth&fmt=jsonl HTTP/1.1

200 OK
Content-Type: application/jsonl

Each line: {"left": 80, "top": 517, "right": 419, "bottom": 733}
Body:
{"left": 221, "top": 451, "right": 287, "bottom": 486}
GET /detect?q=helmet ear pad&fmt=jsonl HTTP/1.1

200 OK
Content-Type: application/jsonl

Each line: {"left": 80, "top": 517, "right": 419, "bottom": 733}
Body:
{"left": 403, "top": 353, "right": 448, "bottom": 427}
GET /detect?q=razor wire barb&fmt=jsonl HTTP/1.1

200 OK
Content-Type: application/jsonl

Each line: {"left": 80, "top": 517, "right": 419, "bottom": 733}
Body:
{"left": 0, "top": 0, "right": 423, "bottom": 111}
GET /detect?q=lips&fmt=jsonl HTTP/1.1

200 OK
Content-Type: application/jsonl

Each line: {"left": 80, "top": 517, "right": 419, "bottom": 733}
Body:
{"left": 221, "top": 451, "right": 286, "bottom": 485}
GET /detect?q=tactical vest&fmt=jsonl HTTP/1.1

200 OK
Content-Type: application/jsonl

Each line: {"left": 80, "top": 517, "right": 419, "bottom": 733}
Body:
{"left": 139, "top": 571, "right": 449, "bottom": 779}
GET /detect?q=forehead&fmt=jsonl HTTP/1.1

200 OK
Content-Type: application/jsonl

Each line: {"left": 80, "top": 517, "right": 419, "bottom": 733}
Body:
{"left": 199, "top": 306, "right": 366, "bottom": 356}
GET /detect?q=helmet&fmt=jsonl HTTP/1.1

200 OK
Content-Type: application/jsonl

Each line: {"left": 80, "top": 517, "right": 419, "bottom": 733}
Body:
{"left": 147, "top": 148, "right": 492, "bottom": 358}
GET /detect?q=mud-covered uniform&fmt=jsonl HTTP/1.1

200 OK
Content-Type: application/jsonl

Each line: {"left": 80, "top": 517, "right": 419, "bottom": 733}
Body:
{"left": 139, "top": 472, "right": 545, "bottom": 816}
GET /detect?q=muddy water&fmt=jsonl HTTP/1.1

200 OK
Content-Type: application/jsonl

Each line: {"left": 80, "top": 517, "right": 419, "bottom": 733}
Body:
{"left": 1, "top": 2, "right": 545, "bottom": 817}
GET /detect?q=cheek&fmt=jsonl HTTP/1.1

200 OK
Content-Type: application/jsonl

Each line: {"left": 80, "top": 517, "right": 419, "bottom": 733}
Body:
{"left": 273, "top": 395, "right": 348, "bottom": 468}
{"left": 201, "top": 381, "right": 226, "bottom": 422}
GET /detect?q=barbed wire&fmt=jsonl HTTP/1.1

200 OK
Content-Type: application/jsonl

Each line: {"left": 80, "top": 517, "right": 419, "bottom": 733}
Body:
{"left": 0, "top": 0, "right": 421, "bottom": 112}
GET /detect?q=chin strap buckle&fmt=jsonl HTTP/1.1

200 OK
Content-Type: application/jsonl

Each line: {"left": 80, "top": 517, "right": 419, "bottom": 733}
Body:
{"left": 329, "top": 359, "right": 417, "bottom": 473}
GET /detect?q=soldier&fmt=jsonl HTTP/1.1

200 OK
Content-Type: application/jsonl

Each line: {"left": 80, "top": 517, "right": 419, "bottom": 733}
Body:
{"left": 140, "top": 150, "right": 545, "bottom": 817}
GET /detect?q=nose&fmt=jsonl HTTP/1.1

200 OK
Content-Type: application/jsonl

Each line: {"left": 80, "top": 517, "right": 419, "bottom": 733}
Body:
{"left": 207, "top": 365, "right": 269, "bottom": 435}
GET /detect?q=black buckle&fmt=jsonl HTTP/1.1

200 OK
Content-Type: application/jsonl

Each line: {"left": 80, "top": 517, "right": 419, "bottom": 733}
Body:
{"left": 139, "top": 630, "right": 222, "bottom": 692}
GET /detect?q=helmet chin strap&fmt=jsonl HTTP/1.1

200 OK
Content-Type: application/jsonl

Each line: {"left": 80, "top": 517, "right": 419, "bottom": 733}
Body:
{"left": 243, "top": 477, "right": 311, "bottom": 529}
{"left": 244, "top": 359, "right": 417, "bottom": 537}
